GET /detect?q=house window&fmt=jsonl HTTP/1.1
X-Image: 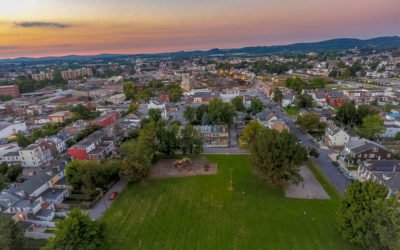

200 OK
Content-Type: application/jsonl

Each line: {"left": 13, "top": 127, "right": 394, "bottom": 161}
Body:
{"left": 372, "top": 147, "right": 378, "bottom": 152}
{"left": 358, "top": 154, "right": 361, "bottom": 158}
{"left": 369, "top": 154, "right": 375, "bottom": 158}
{"left": 364, "top": 154, "right": 367, "bottom": 158}
{"left": 387, "top": 154, "right": 391, "bottom": 158}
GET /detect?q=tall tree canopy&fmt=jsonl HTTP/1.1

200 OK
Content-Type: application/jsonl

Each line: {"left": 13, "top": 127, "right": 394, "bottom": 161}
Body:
{"left": 296, "top": 114, "right": 327, "bottom": 133}
{"left": 249, "top": 98, "right": 265, "bottom": 115}
{"left": 361, "top": 114, "right": 385, "bottom": 140}
{"left": 43, "top": 208, "right": 105, "bottom": 250}
{"left": 247, "top": 126, "right": 307, "bottom": 185}
{"left": 338, "top": 181, "right": 400, "bottom": 250}
{"left": 231, "top": 96, "right": 246, "bottom": 112}
{"left": 0, "top": 216, "right": 25, "bottom": 250}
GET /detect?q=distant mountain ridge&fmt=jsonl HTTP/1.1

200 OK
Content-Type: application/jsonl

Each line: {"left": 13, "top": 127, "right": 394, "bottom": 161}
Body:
{"left": 1, "top": 36, "right": 400, "bottom": 63}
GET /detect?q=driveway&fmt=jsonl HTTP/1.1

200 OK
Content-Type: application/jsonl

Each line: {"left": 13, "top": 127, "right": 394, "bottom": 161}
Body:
{"left": 89, "top": 176, "right": 129, "bottom": 220}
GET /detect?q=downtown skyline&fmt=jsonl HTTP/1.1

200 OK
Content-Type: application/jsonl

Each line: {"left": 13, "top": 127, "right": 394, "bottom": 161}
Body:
{"left": 1, "top": 0, "right": 400, "bottom": 59}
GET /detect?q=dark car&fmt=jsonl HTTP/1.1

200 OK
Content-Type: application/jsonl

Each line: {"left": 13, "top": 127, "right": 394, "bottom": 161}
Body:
{"left": 332, "top": 161, "right": 340, "bottom": 167}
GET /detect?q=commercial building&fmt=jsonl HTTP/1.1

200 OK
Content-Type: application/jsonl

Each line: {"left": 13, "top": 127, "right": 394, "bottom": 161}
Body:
{"left": 48, "top": 111, "right": 72, "bottom": 123}
{"left": 61, "top": 67, "right": 93, "bottom": 80}
{"left": 0, "top": 122, "right": 27, "bottom": 139}
{"left": 0, "top": 85, "right": 20, "bottom": 98}
{"left": 195, "top": 125, "right": 229, "bottom": 148}
{"left": 31, "top": 72, "right": 54, "bottom": 81}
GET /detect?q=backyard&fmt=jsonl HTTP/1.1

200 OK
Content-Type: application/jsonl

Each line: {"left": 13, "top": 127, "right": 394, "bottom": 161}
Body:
{"left": 101, "top": 155, "right": 355, "bottom": 250}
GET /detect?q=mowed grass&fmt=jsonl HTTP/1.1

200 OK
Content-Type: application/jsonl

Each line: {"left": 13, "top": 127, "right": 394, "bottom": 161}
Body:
{"left": 101, "top": 155, "right": 356, "bottom": 250}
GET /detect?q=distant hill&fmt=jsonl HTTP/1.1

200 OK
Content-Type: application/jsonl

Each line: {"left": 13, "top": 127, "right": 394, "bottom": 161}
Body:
{"left": 1, "top": 36, "right": 400, "bottom": 63}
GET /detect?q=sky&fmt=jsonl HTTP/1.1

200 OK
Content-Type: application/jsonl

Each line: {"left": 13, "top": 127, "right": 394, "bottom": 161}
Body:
{"left": 0, "top": 0, "right": 399, "bottom": 59}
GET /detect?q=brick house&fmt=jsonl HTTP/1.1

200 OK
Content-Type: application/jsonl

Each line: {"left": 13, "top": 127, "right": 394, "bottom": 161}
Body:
{"left": 340, "top": 139, "right": 393, "bottom": 164}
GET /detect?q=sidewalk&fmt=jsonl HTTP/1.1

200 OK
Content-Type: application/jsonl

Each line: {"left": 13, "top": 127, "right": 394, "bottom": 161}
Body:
{"left": 88, "top": 176, "right": 129, "bottom": 220}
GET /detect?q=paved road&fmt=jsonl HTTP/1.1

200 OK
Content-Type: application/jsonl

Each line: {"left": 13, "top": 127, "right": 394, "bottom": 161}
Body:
{"left": 254, "top": 85, "right": 350, "bottom": 194}
{"left": 89, "top": 176, "right": 129, "bottom": 220}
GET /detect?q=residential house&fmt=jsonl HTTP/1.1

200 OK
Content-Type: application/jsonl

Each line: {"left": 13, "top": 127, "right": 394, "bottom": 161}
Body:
{"left": 269, "top": 120, "right": 290, "bottom": 131}
{"left": 67, "top": 129, "right": 115, "bottom": 160}
{"left": 256, "top": 110, "right": 277, "bottom": 128}
{"left": 195, "top": 125, "right": 229, "bottom": 148}
{"left": 91, "top": 112, "right": 119, "bottom": 127}
{"left": 358, "top": 160, "right": 400, "bottom": 196}
{"left": 340, "top": 139, "right": 393, "bottom": 164}
{"left": 48, "top": 111, "right": 72, "bottom": 123}
{"left": 324, "top": 125, "right": 350, "bottom": 148}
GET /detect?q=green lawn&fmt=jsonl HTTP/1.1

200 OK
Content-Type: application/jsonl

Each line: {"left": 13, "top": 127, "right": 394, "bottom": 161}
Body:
{"left": 101, "top": 155, "right": 355, "bottom": 250}
{"left": 283, "top": 107, "right": 300, "bottom": 116}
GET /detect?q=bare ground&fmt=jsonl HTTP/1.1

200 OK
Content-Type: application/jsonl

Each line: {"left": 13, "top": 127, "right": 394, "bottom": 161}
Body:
{"left": 149, "top": 157, "right": 217, "bottom": 179}
{"left": 285, "top": 166, "right": 330, "bottom": 199}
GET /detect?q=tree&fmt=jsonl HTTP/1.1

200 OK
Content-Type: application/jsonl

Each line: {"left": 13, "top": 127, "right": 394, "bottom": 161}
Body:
{"left": 43, "top": 208, "right": 105, "bottom": 250}
{"left": 249, "top": 98, "right": 264, "bottom": 115}
{"left": 296, "top": 114, "right": 327, "bottom": 133}
{"left": 180, "top": 124, "right": 203, "bottom": 155}
{"left": 148, "top": 108, "right": 162, "bottom": 122}
{"left": 296, "top": 94, "right": 313, "bottom": 109}
{"left": 308, "top": 147, "right": 320, "bottom": 158}
{"left": 7, "top": 165, "right": 22, "bottom": 182}
{"left": 0, "top": 216, "right": 25, "bottom": 250}
{"left": 361, "top": 114, "right": 385, "bottom": 140}
{"left": 231, "top": 96, "right": 245, "bottom": 112}
{"left": 71, "top": 104, "right": 99, "bottom": 120}
{"left": 338, "top": 181, "right": 400, "bottom": 250}
{"left": 239, "top": 120, "right": 264, "bottom": 149}
{"left": 272, "top": 88, "right": 283, "bottom": 104}
{"left": 355, "top": 104, "right": 379, "bottom": 125}
{"left": 158, "top": 123, "right": 180, "bottom": 156}
{"left": 207, "top": 99, "right": 236, "bottom": 126}
{"left": 16, "top": 132, "right": 31, "bottom": 147}
{"left": 195, "top": 104, "right": 208, "bottom": 125}
{"left": 124, "top": 81, "right": 136, "bottom": 100}
{"left": 249, "top": 129, "right": 307, "bottom": 185}
{"left": 0, "top": 162, "right": 8, "bottom": 175}
{"left": 183, "top": 106, "right": 196, "bottom": 124}
{"left": 336, "top": 102, "right": 357, "bottom": 128}
{"left": 309, "top": 77, "right": 326, "bottom": 88}
{"left": 120, "top": 139, "right": 153, "bottom": 181}
{"left": 285, "top": 77, "right": 305, "bottom": 94}
{"left": 395, "top": 131, "right": 400, "bottom": 140}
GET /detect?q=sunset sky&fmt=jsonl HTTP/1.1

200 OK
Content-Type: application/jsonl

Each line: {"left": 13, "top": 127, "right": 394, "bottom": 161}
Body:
{"left": 0, "top": 0, "right": 399, "bottom": 59}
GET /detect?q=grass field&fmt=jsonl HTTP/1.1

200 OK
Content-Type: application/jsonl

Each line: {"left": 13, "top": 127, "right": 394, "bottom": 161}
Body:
{"left": 101, "top": 155, "right": 356, "bottom": 250}
{"left": 283, "top": 107, "right": 300, "bottom": 116}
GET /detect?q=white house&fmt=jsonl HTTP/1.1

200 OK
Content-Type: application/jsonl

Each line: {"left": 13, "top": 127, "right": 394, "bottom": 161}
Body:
{"left": 147, "top": 101, "right": 167, "bottom": 119}
{"left": 0, "top": 122, "right": 27, "bottom": 139}
{"left": 18, "top": 144, "right": 45, "bottom": 167}
{"left": 325, "top": 126, "right": 350, "bottom": 147}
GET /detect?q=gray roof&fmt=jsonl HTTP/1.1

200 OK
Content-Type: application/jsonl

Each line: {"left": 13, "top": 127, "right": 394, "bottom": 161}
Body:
{"left": 0, "top": 191, "right": 22, "bottom": 208}
{"left": 36, "top": 208, "right": 54, "bottom": 218}
{"left": 12, "top": 198, "right": 41, "bottom": 209}
{"left": 362, "top": 160, "right": 400, "bottom": 172}
{"left": 373, "top": 172, "right": 400, "bottom": 192}
{"left": 41, "top": 188, "right": 67, "bottom": 201}
{"left": 256, "top": 110, "right": 272, "bottom": 121}
{"left": 18, "top": 220, "right": 34, "bottom": 231}
{"left": 14, "top": 172, "right": 53, "bottom": 196}
{"left": 54, "top": 177, "right": 68, "bottom": 186}
{"left": 345, "top": 139, "right": 388, "bottom": 153}
{"left": 0, "top": 122, "right": 12, "bottom": 131}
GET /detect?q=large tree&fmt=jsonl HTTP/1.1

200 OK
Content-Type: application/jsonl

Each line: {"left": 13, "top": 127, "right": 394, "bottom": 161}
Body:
{"left": 285, "top": 77, "right": 305, "bottom": 94}
{"left": 231, "top": 96, "right": 246, "bottom": 112}
{"left": 183, "top": 106, "right": 196, "bottom": 124}
{"left": 43, "top": 208, "right": 105, "bottom": 250}
{"left": 295, "top": 114, "right": 327, "bottom": 133}
{"left": 335, "top": 102, "right": 357, "bottom": 128}
{"left": 361, "top": 114, "right": 385, "bottom": 140}
{"left": 180, "top": 124, "right": 203, "bottom": 155}
{"left": 0, "top": 216, "right": 25, "bottom": 250}
{"left": 309, "top": 77, "right": 326, "bottom": 88}
{"left": 249, "top": 98, "right": 264, "bottom": 115}
{"left": 148, "top": 108, "right": 162, "bottom": 122}
{"left": 296, "top": 94, "right": 314, "bottom": 109}
{"left": 239, "top": 120, "right": 264, "bottom": 149}
{"left": 207, "top": 99, "right": 236, "bottom": 126}
{"left": 249, "top": 128, "right": 307, "bottom": 185}
{"left": 272, "top": 88, "right": 283, "bottom": 104}
{"left": 124, "top": 81, "right": 136, "bottom": 100}
{"left": 338, "top": 181, "right": 400, "bottom": 250}
{"left": 120, "top": 139, "right": 153, "bottom": 182}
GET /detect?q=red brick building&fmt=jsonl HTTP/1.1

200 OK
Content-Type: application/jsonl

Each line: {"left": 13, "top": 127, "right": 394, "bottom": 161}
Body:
{"left": 0, "top": 85, "right": 20, "bottom": 98}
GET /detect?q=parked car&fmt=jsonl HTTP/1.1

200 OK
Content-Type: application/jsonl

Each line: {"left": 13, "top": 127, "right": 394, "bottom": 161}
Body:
{"left": 109, "top": 191, "right": 119, "bottom": 200}
{"left": 332, "top": 161, "right": 340, "bottom": 167}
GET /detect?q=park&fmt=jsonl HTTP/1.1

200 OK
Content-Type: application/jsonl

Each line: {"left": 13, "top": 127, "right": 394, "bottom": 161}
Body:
{"left": 100, "top": 155, "right": 355, "bottom": 250}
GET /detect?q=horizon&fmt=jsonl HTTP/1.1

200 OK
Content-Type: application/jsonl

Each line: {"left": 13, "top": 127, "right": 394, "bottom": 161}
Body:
{"left": 1, "top": 0, "right": 399, "bottom": 59}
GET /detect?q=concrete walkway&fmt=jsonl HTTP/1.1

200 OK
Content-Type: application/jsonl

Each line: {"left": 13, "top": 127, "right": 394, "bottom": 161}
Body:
{"left": 89, "top": 176, "right": 129, "bottom": 220}
{"left": 285, "top": 166, "right": 330, "bottom": 199}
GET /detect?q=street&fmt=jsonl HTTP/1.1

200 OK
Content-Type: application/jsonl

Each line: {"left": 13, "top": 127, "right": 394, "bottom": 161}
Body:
{"left": 254, "top": 82, "right": 349, "bottom": 194}
{"left": 89, "top": 176, "right": 129, "bottom": 220}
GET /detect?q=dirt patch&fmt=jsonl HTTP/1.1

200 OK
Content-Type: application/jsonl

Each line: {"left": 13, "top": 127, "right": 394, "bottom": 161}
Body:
{"left": 149, "top": 157, "right": 217, "bottom": 179}
{"left": 285, "top": 166, "right": 330, "bottom": 199}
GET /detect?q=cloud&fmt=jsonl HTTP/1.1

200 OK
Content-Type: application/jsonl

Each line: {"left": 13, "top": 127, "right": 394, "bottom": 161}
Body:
{"left": 15, "top": 22, "right": 71, "bottom": 28}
